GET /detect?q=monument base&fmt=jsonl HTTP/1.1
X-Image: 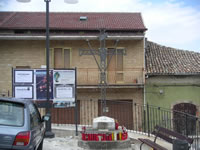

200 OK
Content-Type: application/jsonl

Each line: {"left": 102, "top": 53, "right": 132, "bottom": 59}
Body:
{"left": 78, "top": 138, "right": 131, "bottom": 150}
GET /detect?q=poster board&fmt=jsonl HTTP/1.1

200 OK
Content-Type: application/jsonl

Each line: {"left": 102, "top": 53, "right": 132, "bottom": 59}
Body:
{"left": 12, "top": 68, "right": 76, "bottom": 107}
{"left": 53, "top": 70, "right": 75, "bottom": 107}
{"left": 14, "top": 70, "right": 34, "bottom": 84}
{"left": 14, "top": 85, "right": 33, "bottom": 99}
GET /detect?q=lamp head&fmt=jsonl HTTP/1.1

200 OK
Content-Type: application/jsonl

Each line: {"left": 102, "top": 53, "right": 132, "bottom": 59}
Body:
{"left": 64, "top": 0, "right": 78, "bottom": 4}
{"left": 17, "top": 0, "right": 78, "bottom": 4}
{"left": 17, "top": 0, "right": 31, "bottom": 2}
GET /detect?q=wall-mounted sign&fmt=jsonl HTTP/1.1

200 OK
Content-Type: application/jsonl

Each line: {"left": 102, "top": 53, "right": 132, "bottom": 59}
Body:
{"left": 36, "top": 70, "right": 53, "bottom": 100}
{"left": 12, "top": 69, "right": 76, "bottom": 107}
{"left": 53, "top": 101, "right": 75, "bottom": 108}
{"left": 14, "top": 85, "right": 33, "bottom": 99}
{"left": 53, "top": 70, "right": 75, "bottom": 107}
{"left": 53, "top": 70, "right": 75, "bottom": 84}
{"left": 14, "top": 70, "right": 34, "bottom": 84}
{"left": 55, "top": 85, "right": 73, "bottom": 98}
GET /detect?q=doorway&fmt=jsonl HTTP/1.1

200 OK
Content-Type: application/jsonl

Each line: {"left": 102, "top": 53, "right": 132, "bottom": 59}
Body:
{"left": 173, "top": 103, "right": 197, "bottom": 135}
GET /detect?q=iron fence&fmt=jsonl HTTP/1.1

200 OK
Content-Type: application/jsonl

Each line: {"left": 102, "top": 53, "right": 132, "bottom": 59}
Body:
{"left": 133, "top": 102, "right": 200, "bottom": 150}
{"left": 50, "top": 100, "right": 200, "bottom": 149}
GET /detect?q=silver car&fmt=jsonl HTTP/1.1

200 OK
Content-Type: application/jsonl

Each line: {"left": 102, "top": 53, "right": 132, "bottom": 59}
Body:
{"left": 0, "top": 98, "right": 48, "bottom": 150}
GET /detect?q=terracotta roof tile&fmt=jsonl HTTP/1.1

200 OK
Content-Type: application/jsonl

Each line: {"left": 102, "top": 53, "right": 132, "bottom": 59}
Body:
{"left": 0, "top": 12, "right": 16, "bottom": 26}
{"left": 146, "top": 41, "right": 200, "bottom": 75}
{"left": 0, "top": 12, "right": 147, "bottom": 31}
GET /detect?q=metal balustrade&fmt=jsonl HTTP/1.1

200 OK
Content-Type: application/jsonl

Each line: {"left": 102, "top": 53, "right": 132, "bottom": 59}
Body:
{"left": 51, "top": 100, "right": 200, "bottom": 149}
{"left": 77, "top": 68, "right": 144, "bottom": 85}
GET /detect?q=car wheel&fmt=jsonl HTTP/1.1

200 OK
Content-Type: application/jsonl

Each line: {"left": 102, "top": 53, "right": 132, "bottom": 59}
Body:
{"left": 37, "top": 140, "right": 43, "bottom": 150}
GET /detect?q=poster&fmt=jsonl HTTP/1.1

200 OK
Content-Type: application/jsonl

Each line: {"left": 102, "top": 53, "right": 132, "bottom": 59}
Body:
{"left": 36, "top": 70, "right": 53, "bottom": 100}
{"left": 14, "top": 86, "right": 33, "bottom": 99}
{"left": 55, "top": 85, "right": 73, "bottom": 98}
{"left": 53, "top": 101, "right": 75, "bottom": 108}
{"left": 53, "top": 70, "right": 75, "bottom": 84}
{"left": 14, "top": 70, "right": 33, "bottom": 83}
{"left": 53, "top": 70, "right": 76, "bottom": 107}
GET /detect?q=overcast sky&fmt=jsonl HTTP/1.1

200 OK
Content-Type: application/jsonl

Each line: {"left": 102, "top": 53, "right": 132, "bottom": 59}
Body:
{"left": 0, "top": 0, "right": 200, "bottom": 52}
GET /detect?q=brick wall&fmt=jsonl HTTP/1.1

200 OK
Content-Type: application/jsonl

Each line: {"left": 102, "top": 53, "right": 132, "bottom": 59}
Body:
{"left": 78, "top": 88, "right": 143, "bottom": 124}
{"left": 0, "top": 38, "right": 144, "bottom": 125}
{"left": 0, "top": 40, "right": 45, "bottom": 96}
{"left": 0, "top": 39, "right": 144, "bottom": 96}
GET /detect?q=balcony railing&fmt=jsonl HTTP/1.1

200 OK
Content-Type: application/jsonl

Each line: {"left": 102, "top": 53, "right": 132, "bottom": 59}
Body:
{"left": 77, "top": 68, "right": 144, "bottom": 85}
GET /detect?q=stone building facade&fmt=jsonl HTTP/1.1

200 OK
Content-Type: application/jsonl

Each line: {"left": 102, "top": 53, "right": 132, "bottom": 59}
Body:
{"left": 0, "top": 12, "right": 147, "bottom": 127}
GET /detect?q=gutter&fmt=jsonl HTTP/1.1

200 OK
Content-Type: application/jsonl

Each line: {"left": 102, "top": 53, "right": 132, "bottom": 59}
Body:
{"left": 77, "top": 84, "right": 144, "bottom": 89}
{"left": 147, "top": 73, "right": 200, "bottom": 76}
{"left": 0, "top": 35, "right": 144, "bottom": 40}
{"left": 144, "top": 37, "right": 146, "bottom": 106}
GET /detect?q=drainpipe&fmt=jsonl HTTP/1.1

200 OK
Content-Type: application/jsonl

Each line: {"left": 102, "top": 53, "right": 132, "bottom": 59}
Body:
{"left": 143, "top": 37, "right": 147, "bottom": 106}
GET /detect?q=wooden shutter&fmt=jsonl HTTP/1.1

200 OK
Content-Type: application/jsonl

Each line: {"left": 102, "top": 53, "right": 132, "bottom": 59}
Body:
{"left": 107, "top": 49, "right": 116, "bottom": 84}
{"left": 116, "top": 49, "right": 124, "bottom": 82}
{"left": 54, "top": 48, "right": 63, "bottom": 69}
{"left": 64, "top": 49, "right": 70, "bottom": 68}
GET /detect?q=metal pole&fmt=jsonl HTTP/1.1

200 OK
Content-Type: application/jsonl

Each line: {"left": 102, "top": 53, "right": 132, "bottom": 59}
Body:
{"left": 143, "top": 108, "right": 146, "bottom": 133}
{"left": 45, "top": 0, "right": 54, "bottom": 138}
{"left": 12, "top": 67, "right": 14, "bottom": 97}
{"left": 147, "top": 103, "right": 150, "bottom": 137}
{"left": 75, "top": 67, "right": 78, "bottom": 136}
{"left": 185, "top": 114, "right": 188, "bottom": 136}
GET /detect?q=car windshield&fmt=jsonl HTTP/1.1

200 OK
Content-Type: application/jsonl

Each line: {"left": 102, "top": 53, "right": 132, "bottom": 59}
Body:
{"left": 0, "top": 101, "right": 24, "bottom": 126}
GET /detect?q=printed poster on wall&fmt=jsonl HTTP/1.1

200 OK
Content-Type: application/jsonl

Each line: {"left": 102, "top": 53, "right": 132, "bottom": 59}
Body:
{"left": 14, "top": 70, "right": 34, "bottom": 84}
{"left": 36, "top": 70, "right": 53, "bottom": 100}
{"left": 53, "top": 70, "right": 75, "bottom": 84}
{"left": 14, "top": 85, "right": 33, "bottom": 99}
{"left": 53, "top": 70, "right": 75, "bottom": 107}
{"left": 56, "top": 85, "right": 73, "bottom": 98}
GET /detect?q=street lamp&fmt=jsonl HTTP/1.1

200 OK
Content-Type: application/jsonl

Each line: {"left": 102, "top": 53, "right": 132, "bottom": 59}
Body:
{"left": 17, "top": 0, "right": 31, "bottom": 2}
{"left": 65, "top": 0, "right": 79, "bottom": 4}
{"left": 17, "top": 0, "right": 78, "bottom": 138}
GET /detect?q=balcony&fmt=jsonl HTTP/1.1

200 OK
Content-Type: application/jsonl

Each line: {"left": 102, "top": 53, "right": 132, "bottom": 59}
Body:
{"left": 77, "top": 68, "right": 144, "bottom": 87}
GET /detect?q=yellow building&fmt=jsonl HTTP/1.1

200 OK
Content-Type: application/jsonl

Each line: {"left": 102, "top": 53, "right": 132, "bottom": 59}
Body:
{"left": 0, "top": 12, "right": 147, "bottom": 128}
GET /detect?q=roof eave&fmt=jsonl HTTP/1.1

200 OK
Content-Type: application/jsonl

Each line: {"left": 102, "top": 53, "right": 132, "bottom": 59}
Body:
{"left": 146, "top": 73, "right": 200, "bottom": 76}
{"left": 0, "top": 27, "right": 147, "bottom": 32}
{"left": 0, "top": 35, "right": 145, "bottom": 40}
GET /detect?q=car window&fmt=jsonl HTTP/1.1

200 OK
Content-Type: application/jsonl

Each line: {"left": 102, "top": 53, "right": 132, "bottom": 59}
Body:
{"left": 29, "top": 103, "right": 41, "bottom": 129}
{"left": 0, "top": 101, "right": 24, "bottom": 126}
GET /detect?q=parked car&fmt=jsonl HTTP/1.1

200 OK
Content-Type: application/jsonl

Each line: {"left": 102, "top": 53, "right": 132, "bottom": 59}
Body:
{"left": 0, "top": 97, "right": 49, "bottom": 150}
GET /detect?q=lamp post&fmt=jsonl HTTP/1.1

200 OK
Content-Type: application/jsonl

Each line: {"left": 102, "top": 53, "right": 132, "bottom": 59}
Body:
{"left": 44, "top": 0, "right": 53, "bottom": 138}
{"left": 17, "top": 0, "right": 78, "bottom": 138}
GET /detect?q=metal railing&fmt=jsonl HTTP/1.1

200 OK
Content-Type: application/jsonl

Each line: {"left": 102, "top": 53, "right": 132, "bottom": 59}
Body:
{"left": 77, "top": 68, "right": 144, "bottom": 85}
{"left": 132, "top": 102, "right": 200, "bottom": 149}
{"left": 50, "top": 100, "right": 200, "bottom": 149}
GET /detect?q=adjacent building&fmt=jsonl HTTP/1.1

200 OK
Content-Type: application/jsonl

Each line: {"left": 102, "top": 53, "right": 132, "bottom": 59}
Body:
{"left": 145, "top": 41, "right": 200, "bottom": 116}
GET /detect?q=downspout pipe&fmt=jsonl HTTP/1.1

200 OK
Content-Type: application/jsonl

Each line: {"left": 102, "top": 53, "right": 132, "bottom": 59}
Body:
{"left": 144, "top": 37, "right": 147, "bottom": 106}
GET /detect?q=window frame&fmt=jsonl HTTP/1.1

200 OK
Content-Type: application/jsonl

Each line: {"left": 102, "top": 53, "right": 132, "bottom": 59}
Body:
{"left": 28, "top": 103, "right": 42, "bottom": 129}
{"left": 51, "top": 47, "right": 72, "bottom": 69}
{"left": 0, "top": 101, "right": 24, "bottom": 127}
{"left": 46, "top": 47, "right": 72, "bottom": 69}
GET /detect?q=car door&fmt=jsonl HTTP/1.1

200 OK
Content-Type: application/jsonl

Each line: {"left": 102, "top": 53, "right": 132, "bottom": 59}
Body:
{"left": 29, "top": 103, "right": 44, "bottom": 149}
